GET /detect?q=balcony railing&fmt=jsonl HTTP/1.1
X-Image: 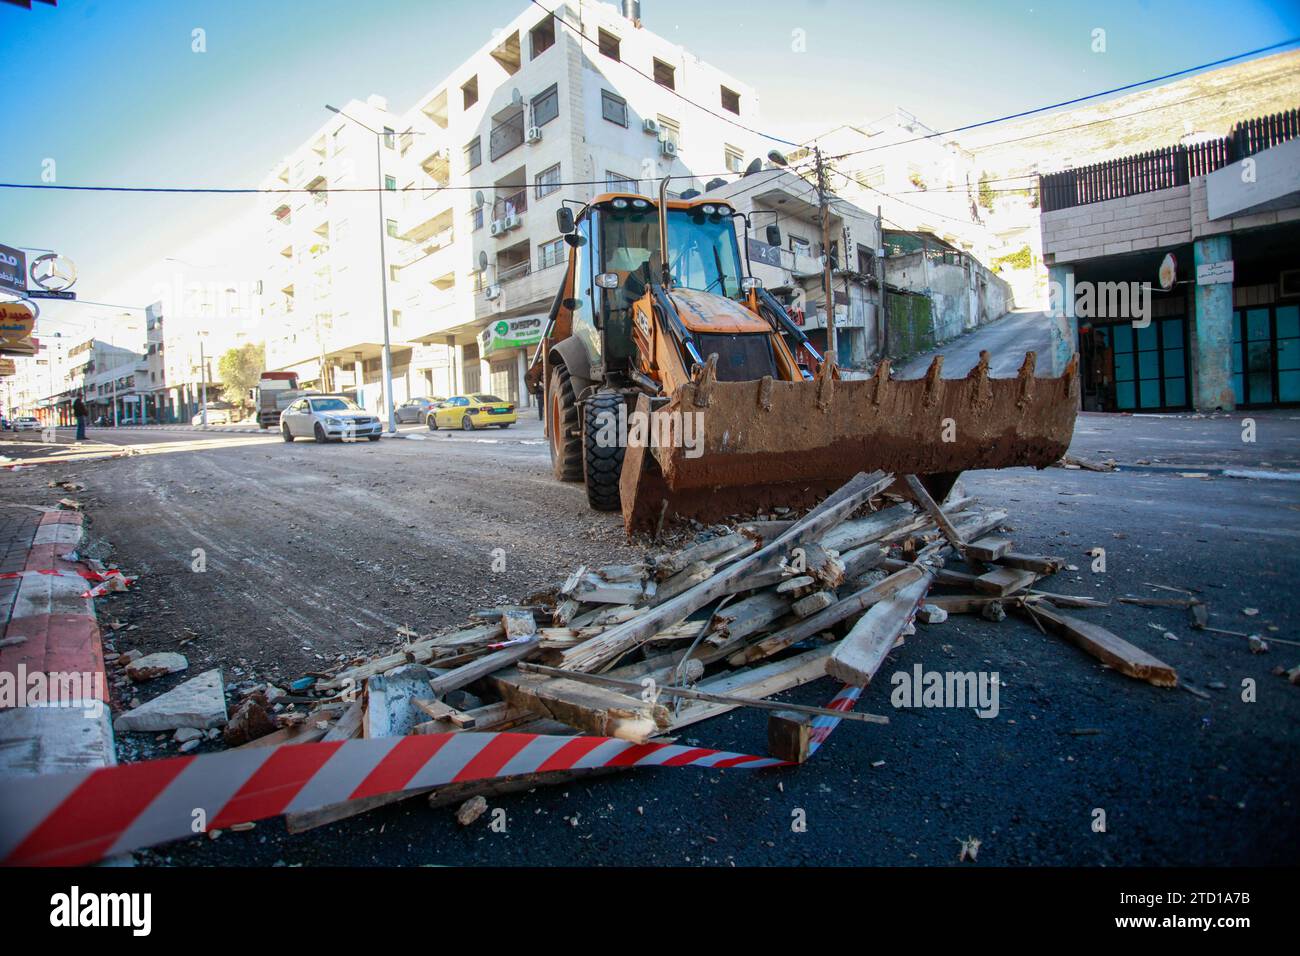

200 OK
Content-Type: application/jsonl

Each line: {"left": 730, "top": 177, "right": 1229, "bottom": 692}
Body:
{"left": 491, "top": 189, "right": 528, "bottom": 222}
{"left": 489, "top": 111, "right": 526, "bottom": 162}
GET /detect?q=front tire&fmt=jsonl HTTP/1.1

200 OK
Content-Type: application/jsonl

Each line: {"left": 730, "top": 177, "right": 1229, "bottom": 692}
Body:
{"left": 583, "top": 389, "right": 625, "bottom": 511}
{"left": 314, "top": 423, "right": 328, "bottom": 444}
{"left": 367, "top": 434, "right": 381, "bottom": 442}
{"left": 426, "top": 414, "right": 439, "bottom": 431}
{"left": 547, "top": 365, "right": 582, "bottom": 482}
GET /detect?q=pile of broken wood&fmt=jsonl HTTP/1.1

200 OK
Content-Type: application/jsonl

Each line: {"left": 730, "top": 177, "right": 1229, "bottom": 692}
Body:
{"left": 252, "top": 469, "right": 1176, "bottom": 831}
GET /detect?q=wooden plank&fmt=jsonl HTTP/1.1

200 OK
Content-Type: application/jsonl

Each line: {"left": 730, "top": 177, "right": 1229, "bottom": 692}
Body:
{"left": 487, "top": 667, "right": 671, "bottom": 742}
{"left": 413, "top": 697, "right": 477, "bottom": 728}
{"left": 827, "top": 571, "right": 933, "bottom": 686}
{"left": 320, "top": 700, "right": 363, "bottom": 742}
{"left": 903, "top": 474, "right": 966, "bottom": 551}
{"left": 557, "top": 471, "right": 894, "bottom": 673}
{"left": 317, "top": 623, "right": 503, "bottom": 691}
{"left": 519, "top": 663, "right": 887, "bottom": 725}
{"left": 997, "top": 552, "right": 1066, "bottom": 574}
{"left": 424, "top": 765, "right": 627, "bottom": 810}
{"left": 768, "top": 711, "right": 815, "bottom": 763}
{"left": 427, "top": 636, "right": 540, "bottom": 696}
{"left": 730, "top": 563, "right": 927, "bottom": 667}
{"left": 1019, "top": 602, "right": 1178, "bottom": 687}
{"left": 973, "top": 567, "right": 1037, "bottom": 596}
{"left": 668, "top": 644, "right": 839, "bottom": 730}
{"left": 966, "top": 535, "right": 1012, "bottom": 562}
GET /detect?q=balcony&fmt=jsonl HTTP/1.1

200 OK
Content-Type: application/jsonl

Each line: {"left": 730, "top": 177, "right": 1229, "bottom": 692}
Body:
{"left": 399, "top": 194, "right": 454, "bottom": 243}
{"left": 489, "top": 189, "right": 527, "bottom": 236}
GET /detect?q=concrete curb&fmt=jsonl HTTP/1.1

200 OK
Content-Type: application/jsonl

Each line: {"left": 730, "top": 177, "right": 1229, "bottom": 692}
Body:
{"left": 0, "top": 511, "right": 116, "bottom": 778}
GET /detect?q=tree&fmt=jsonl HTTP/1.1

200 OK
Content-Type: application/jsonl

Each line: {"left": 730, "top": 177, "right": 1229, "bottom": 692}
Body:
{"left": 217, "top": 342, "right": 265, "bottom": 410}
{"left": 978, "top": 172, "right": 996, "bottom": 211}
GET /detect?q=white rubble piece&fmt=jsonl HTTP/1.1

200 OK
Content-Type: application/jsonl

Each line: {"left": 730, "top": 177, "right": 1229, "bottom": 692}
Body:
{"left": 112, "top": 668, "right": 227, "bottom": 732}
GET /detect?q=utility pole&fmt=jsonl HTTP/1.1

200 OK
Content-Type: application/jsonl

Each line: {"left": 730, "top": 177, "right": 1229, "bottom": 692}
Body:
{"left": 326, "top": 104, "right": 398, "bottom": 434}
{"left": 876, "top": 203, "right": 888, "bottom": 361}
{"left": 199, "top": 334, "right": 208, "bottom": 426}
{"left": 815, "top": 146, "right": 837, "bottom": 364}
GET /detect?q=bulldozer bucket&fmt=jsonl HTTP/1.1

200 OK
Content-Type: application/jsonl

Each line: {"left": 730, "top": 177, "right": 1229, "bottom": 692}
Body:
{"left": 619, "top": 351, "right": 1079, "bottom": 533}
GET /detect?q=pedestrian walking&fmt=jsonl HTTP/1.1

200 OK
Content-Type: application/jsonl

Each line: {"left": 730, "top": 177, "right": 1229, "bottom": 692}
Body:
{"left": 73, "top": 394, "right": 87, "bottom": 441}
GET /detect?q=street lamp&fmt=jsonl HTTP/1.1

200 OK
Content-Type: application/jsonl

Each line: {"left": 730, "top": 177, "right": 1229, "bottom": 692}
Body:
{"left": 326, "top": 104, "right": 397, "bottom": 434}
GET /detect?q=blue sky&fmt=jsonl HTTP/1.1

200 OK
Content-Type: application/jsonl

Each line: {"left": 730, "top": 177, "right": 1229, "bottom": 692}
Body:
{"left": 1, "top": 0, "right": 1297, "bottom": 332}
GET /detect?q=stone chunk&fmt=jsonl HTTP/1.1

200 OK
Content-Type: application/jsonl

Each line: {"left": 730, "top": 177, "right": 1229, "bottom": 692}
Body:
{"left": 113, "top": 668, "right": 226, "bottom": 732}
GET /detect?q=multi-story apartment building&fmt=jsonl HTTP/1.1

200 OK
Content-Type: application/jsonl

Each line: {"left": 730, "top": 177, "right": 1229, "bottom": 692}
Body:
{"left": 260, "top": 1, "right": 767, "bottom": 411}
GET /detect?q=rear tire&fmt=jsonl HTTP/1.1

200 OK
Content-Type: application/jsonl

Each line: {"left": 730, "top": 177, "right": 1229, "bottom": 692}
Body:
{"left": 282, "top": 423, "right": 294, "bottom": 443}
{"left": 461, "top": 415, "right": 474, "bottom": 431}
{"left": 583, "top": 389, "right": 625, "bottom": 511}
{"left": 498, "top": 423, "right": 511, "bottom": 429}
{"left": 548, "top": 366, "right": 582, "bottom": 482}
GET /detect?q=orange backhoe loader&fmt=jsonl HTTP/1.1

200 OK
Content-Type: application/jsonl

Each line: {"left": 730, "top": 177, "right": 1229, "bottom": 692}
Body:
{"left": 525, "top": 180, "right": 1078, "bottom": 532}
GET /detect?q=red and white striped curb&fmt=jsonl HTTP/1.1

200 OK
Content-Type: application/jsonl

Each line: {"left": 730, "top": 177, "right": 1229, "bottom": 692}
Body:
{"left": 0, "top": 512, "right": 116, "bottom": 779}
{"left": 0, "top": 731, "right": 788, "bottom": 866}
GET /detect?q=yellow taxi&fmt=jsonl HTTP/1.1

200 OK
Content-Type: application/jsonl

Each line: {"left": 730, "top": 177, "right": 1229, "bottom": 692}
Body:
{"left": 426, "top": 393, "right": 517, "bottom": 430}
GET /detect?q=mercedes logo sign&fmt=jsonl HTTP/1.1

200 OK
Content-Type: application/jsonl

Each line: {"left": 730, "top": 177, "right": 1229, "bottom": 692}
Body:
{"left": 29, "top": 253, "right": 78, "bottom": 293}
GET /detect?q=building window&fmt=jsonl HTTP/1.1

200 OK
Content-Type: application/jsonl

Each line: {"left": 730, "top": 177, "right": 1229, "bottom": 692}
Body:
{"left": 383, "top": 126, "right": 395, "bottom": 149}
{"left": 390, "top": 266, "right": 401, "bottom": 282}
{"left": 598, "top": 28, "right": 620, "bottom": 61}
{"left": 606, "top": 170, "right": 638, "bottom": 193}
{"left": 724, "top": 146, "right": 745, "bottom": 174}
{"left": 465, "top": 137, "right": 482, "bottom": 171}
{"left": 531, "top": 83, "right": 559, "bottom": 128}
{"left": 386, "top": 219, "right": 398, "bottom": 238}
{"left": 384, "top": 174, "right": 397, "bottom": 191}
{"left": 601, "top": 90, "right": 628, "bottom": 127}
{"left": 535, "top": 163, "right": 561, "bottom": 199}
{"left": 471, "top": 205, "right": 484, "bottom": 231}
{"left": 391, "top": 309, "right": 401, "bottom": 329}
{"left": 529, "top": 14, "right": 555, "bottom": 58}
{"left": 653, "top": 58, "right": 675, "bottom": 90}
{"left": 538, "top": 237, "right": 565, "bottom": 270}
{"left": 790, "top": 235, "right": 811, "bottom": 257}
{"left": 720, "top": 86, "right": 740, "bottom": 114}
{"left": 658, "top": 116, "right": 680, "bottom": 147}
{"left": 462, "top": 75, "right": 478, "bottom": 110}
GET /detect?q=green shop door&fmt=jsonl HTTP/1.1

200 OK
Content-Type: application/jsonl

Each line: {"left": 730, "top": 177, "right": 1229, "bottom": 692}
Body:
{"left": 1232, "top": 305, "right": 1300, "bottom": 408}
{"left": 1106, "top": 317, "right": 1189, "bottom": 411}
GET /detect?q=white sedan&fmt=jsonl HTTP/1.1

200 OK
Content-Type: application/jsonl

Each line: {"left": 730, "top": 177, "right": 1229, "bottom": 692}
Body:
{"left": 279, "top": 395, "right": 382, "bottom": 443}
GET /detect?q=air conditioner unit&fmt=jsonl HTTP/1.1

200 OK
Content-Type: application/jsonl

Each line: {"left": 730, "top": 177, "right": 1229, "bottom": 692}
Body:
{"left": 504, "top": 214, "right": 521, "bottom": 230}
{"left": 490, "top": 219, "right": 504, "bottom": 236}
{"left": 485, "top": 284, "right": 501, "bottom": 300}
{"left": 642, "top": 117, "right": 660, "bottom": 135}
{"left": 659, "top": 138, "right": 677, "bottom": 158}
{"left": 526, "top": 126, "right": 543, "bottom": 144}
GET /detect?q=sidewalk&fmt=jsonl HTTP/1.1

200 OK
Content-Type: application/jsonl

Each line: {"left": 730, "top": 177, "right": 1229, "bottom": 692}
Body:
{"left": 0, "top": 508, "right": 115, "bottom": 777}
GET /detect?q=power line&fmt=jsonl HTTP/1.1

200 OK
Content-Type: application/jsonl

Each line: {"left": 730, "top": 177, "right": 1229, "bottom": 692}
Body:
{"left": 823, "top": 37, "right": 1300, "bottom": 162}
{"left": 529, "top": 0, "right": 800, "bottom": 148}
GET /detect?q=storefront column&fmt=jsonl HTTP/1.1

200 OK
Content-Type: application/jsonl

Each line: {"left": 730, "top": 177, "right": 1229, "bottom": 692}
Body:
{"left": 1192, "top": 235, "right": 1235, "bottom": 412}
{"left": 1047, "top": 263, "right": 1077, "bottom": 376}
{"left": 516, "top": 349, "right": 531, "bottom": 408}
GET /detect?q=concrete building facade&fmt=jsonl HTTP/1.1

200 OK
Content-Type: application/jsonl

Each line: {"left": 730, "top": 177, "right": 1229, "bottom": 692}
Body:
{"left": 260, "top": 1, "right": 767, "bottom": 411}
{"left": 1040, "top": 110, "right": 1300, "bottom": 412}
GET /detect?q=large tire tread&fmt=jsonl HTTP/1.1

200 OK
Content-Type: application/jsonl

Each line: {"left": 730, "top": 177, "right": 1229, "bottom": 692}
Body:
{"left": 583, "top": 389, "right": 625, "bottom": 511}
{"left": 548, "top": 365, "right": 583, "bottom": 482}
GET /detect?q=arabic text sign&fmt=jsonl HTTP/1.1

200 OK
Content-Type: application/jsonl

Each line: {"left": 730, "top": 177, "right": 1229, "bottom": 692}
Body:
{"left": 0, "top": 243, "right": 26, "bottom": 294}
{"left": 0, "top": 301, "right": 37, "bottom": 356}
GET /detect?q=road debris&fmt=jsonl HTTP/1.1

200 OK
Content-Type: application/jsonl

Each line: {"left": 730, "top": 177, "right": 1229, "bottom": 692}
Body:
{"left": 105, "top": 471, "right": 1184, "bottom": 828}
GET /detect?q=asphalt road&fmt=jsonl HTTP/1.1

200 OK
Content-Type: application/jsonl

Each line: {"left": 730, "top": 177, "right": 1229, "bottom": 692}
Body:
{"left": 2, "top": 417, "right": 1297, "bottom": 866}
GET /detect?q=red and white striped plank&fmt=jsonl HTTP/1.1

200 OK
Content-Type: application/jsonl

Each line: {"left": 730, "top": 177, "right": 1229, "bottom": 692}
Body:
{"left": 0, "top": 732, "right": 786, "bottom": 866}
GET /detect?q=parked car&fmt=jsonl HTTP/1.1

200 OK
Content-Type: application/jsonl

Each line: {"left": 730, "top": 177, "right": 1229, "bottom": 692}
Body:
{"left": 395, "top": 396, "right": 444, "bottom": 424}
{"left": 13, "top": 416, "right": 41, "bottom": 431}
{"left": 426, "top": 393, "right": 517, "bottom": 430}
{"left": 192, "top": 401, "right": 238, "bottom": 426}
{"left": 280, "top": 394, "right": 382, "bottom": 443}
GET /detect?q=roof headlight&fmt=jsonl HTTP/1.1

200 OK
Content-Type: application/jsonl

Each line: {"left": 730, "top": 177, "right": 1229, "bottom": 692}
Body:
{"left": 612, "top": 198, "right": 629, "bottom": 209}
{"left": 631, "top": 198, "right": 649, "bottom": 209}
{"left": 701, "top": 204, "right": 716, "bottom": 215}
